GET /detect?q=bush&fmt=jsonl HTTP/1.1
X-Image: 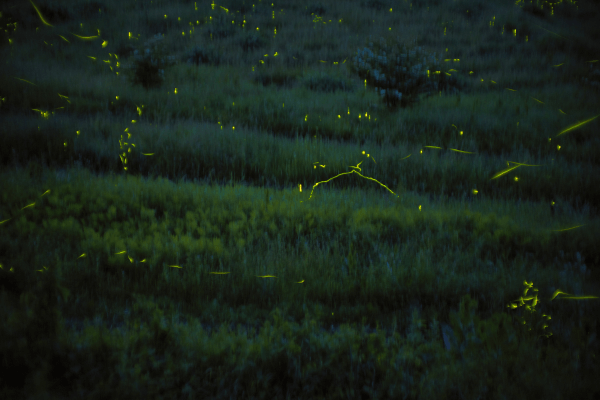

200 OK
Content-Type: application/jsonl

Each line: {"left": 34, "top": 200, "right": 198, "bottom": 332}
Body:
{"left": 123, "top": 34, "right": 180, "bottom": 90}
{"left": 351, "top": 35, "right": 465, "bottom": 110}
{"left": 131, "top": 55, "right": 164, "bottom": 90}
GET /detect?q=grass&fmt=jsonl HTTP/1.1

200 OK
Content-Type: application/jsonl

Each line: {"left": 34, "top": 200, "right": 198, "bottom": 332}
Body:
{"left": 1, "top": 0, "right": 600, "bottom": 398}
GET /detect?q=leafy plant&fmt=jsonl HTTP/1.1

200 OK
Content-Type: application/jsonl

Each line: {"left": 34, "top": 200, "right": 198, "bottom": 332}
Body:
{"left": 130, "top": 55, "right": 164, "bottom": 90}
{"left": 351, "top": 35, "right": 467, "bottom": 110}
{"left": 122, "top": 34, "right": 180, "bottom": 90}
{"left": 505, "top": 280, "right": 599, "bottom": 345}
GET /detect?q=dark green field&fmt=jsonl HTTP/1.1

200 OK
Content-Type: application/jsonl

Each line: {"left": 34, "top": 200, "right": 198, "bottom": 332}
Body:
{"left": 1, "top": 0, "right": 600, "bottom": 398}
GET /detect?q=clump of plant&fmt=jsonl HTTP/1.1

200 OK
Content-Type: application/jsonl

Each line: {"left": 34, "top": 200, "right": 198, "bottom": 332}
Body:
{"left": 350, "top": 35, "right": 465, "bottom": 109}
{"left": 130, "top": 54, "right": 165, "bottom": 90}
{"left": 124, "top": 34, "right": 179, "bottom": 90}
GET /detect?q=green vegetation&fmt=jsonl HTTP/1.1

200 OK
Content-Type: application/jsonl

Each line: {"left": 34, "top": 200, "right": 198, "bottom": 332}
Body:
{"left": 1, "top": 0, "right": 600, "bottom": 398}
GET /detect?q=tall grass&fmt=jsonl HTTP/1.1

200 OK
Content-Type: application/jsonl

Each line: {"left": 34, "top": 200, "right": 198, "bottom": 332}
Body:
{"left": 1, "top": 0, "right": 599, "bottom": 398}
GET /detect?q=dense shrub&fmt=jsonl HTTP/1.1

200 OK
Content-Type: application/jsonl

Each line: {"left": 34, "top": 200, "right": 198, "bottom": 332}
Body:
{"left": 351, "top": 35, "right": 465, "bottom": 110}
{"left": 131, "top": 55, "right": 165, "bottom": 90}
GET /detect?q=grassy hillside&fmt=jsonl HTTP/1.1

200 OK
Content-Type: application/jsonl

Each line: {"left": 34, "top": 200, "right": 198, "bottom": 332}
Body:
{"left": 1, "top": 0, "right": 599, "bottom": 398}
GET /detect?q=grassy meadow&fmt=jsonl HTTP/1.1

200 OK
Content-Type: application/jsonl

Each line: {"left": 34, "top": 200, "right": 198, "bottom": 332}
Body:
{"left": 1, "top": 0, "right": 600, "bottom": 398}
